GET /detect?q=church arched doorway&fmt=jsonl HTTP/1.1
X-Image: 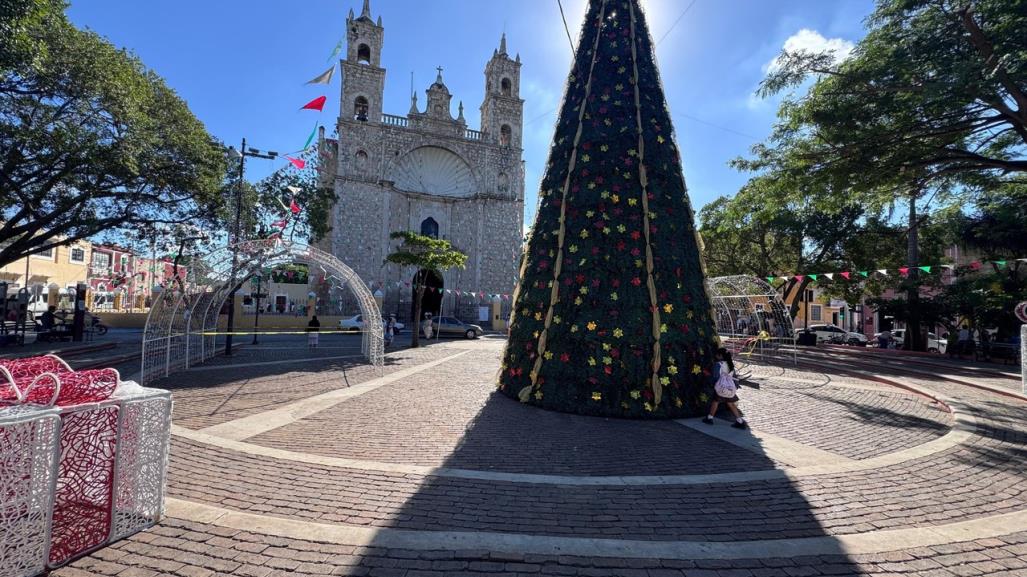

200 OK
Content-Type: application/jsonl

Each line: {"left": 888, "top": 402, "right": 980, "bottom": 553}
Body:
{"left": 412, "top": 269, "right": 443, "bottom": 321}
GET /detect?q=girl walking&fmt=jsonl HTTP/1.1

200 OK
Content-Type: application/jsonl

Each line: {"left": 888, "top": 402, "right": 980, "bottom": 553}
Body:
{"left": 703, "top": 347, "right": 748, "bottom": 429}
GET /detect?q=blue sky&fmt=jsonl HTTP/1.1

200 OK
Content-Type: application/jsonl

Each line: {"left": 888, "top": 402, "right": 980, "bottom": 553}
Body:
{"left": 67, "top": 0, "right": 873, "bottom": 228}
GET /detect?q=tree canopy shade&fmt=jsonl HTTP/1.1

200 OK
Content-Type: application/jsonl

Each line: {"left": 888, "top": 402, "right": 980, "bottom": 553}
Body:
{"left": 384, "top": 231, "right": 467, "bottom": 348}
{"left": 743, "top": 0, "right": 1027, "bottom": 192}
{"left": 498, "top": 0, "right": 720, "bottom": 419}
{"left": 0, "top": 1, "right": 227, "bottom": 267}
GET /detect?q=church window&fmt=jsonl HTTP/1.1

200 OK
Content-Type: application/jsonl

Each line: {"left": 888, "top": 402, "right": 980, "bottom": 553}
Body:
{"left": 500, "top": 124, "right": 512, "bottom": 147}
{"left": 434, "top": 104, "right": 443, "bottom": 115}
{"left": 354, "top": 96, "right": 369, "bottom": 121}
{"left": 357, "top": 44, "right": 371, "bottom": 64}
{"left": 497, "top": 172, "right": 509, "bottom": 193}
{"left": 420, "top": 217, "right": 439, "bottom": 239}
{"left": 501, "top": 77, "right": 512, "bottom": 96}
{"left": 355, "top": 150, "right": 368, "bottom": 172}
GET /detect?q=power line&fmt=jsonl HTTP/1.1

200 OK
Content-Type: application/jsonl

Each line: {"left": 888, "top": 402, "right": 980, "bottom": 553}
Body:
{"left": 656, "top": 0, "right": 698, "bottom": 46}
{"left": 556, "top": 0, "right": 576, "bottom": 56}
{"left": 677, "top": 113, "right": 759, "bottom": 140}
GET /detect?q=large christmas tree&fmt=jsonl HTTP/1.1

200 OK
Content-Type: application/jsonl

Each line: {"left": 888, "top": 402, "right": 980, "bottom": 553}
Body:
{"left": 499, "top": 0, "right": 720, "bottom": 418}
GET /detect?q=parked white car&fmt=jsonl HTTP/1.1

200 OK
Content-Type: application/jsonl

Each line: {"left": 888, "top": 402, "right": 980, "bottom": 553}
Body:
{"left": 805, "top": 324, "right": 868, "bottom": 346}
{"left": 876, "top": 329, "right": 946, "bottom": 353}
{"left": 339, "top": 314, "right": 404, "bottom": 333}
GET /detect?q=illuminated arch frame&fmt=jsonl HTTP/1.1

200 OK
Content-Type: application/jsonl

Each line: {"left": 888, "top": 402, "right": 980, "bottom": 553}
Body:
{"left": 140, "top": 239, "right": 383, "bottom": 385}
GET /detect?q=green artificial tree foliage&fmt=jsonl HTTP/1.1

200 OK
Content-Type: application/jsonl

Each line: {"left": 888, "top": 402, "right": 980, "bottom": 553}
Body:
{"left": 499, "top": 0, "right": 720, "bottom": 419}
{"left": 384, "top": 231, "right": 468, "bottom": 348}
{"left": 0, "top": 4, "right": 227, "bottom": 268}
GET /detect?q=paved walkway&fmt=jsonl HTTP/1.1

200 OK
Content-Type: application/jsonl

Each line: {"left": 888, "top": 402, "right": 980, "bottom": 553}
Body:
{"left": 52, "top": 335, "right": 1027, "bottom": 576}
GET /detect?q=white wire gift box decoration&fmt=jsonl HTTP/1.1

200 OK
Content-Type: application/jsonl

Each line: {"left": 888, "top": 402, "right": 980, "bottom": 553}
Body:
{"left": 0, "top": 354, "right": 172, "bottom": 575}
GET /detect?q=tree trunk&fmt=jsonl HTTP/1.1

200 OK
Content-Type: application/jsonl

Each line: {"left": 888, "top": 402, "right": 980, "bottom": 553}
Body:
{"left": 906, "top": 192, "right": 924, "bottom": 351}
{"left": 411, "top": 284, "right": 424, "bottom": 348}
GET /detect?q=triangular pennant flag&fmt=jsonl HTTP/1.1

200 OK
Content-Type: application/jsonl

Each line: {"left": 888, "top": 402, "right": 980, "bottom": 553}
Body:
{"left": 327, "top": 39, "right": 343, "bottom": 62}
{"left": 941, "top": 264, "right": 955, "bottom": 270}
{"left": 918, "top": 266, "right": 931, "bottom": 273}
{"left": 899, "top": 267, "right": 909, "bottom": 276}
{"left": 824, "top": 273, "right": 834, "bottom": 280}
{"left": 303, "top": 122, "right": 319, "bottom": 150}
{"left": 301, "top": 95, "right": 327, "bottom": 112}
{"left": 970, "top": 261, "right": 982, "bottom": 270}
{"left": 779, "top": 276, "right": 789, "bottom": 282}
{"left": 809, "top": 274, "right": 818, "bottom": 281}
{"left": 1018, "top": 258, "right": 1027, "bottom": 263}
{"left": 285, "top": 156, "right": 306, "bottom": 169}
{"left": 859, "top": 271, "right": 869, "bottom": 277}
{"left": 794, "top": 275, "right": 805, "bottom": 283}
{"left": 876, "top": 269, "right": 888, "bottom": 276}
{"left": 994, "top": 260, "right": 1007, "bottom": 268}
{"left": 446, "top": 289, "right": 451, "bottom": 294}
{"left": 305, "top": 64, "right": 335, "bottom": 85}
{"left": 840, "top": 271, "right": 851, "bottom": 280}
{"left": 290, "top": 199, "right": 301, "bottom": 214}
{"left": 766, "top": 277, "right": 774, "bottom": 284}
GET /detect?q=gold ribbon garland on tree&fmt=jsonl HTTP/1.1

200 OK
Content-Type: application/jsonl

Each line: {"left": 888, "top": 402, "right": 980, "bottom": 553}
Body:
{"left": 628, "top": 0, "right": 664, "bottom": 406}
{"left": 521, "top": 0, "right": 609, "bottom": 402}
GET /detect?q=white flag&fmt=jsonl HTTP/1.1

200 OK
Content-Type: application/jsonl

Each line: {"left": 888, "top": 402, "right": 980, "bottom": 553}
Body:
{"left": 305, "top": 65, "right": 335, "bottom": 85}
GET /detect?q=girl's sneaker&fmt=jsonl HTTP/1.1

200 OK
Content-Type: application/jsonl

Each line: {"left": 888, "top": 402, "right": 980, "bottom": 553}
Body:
{"left": 702, "top": 416, "right": 714, "bottom": 425}
{"left": 731, "top": 421, "right": 748, "bottom": 429}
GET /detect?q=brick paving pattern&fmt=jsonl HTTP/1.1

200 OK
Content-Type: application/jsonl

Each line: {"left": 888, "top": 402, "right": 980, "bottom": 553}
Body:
{"left": 46, "top": 339, "right": 1027, "bottom": 576}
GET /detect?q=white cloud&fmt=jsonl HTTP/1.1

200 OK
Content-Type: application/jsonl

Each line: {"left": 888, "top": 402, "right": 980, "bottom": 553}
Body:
{"left": 765, "top": 28, "right": 854, "bottom": 74}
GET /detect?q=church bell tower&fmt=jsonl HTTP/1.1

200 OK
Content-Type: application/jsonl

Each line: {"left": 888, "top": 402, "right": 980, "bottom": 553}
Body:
{"left": 341, "top": 0, "right": 385, "bottom": 123}
{"left": 480, "top": 33, "right": 523, "bottom": 148}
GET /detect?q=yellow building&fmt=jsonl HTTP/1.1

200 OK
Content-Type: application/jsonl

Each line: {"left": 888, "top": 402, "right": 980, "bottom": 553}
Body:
{"left": 784, "top": 286, "right": 848, "bottom": 329}
{"left": 0, "top": 241, "right": 93, "bottom": 311}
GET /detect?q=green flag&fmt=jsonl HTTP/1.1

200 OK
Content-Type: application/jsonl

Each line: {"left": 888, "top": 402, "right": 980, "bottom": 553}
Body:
{"left": 303, "top": 122, "right": 318, "bottom": 150}
{"left": 858, "top": 271, "right": 869, "bottom": 277}
{"left": 809, "top": 274, "right": 818, "bottom": 281}
{"left": 918, "top": 266, "right": 931, "bottom": 273}
{"left": 994, "top": 260, "right": 1007, "bottom": 268}
{"left": 766, "top": 276, "right": 774, "bottom": 284}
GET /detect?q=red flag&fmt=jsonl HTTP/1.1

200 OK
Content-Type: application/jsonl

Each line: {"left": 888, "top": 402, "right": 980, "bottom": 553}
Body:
{"left": 285, "top": 156, "right": 306, "bottom": 169}
{"left": 290, "top": 199, "right": 301, "bottom": 214}
{"left": 794, "top": 275, "right": 804, "bottom": 283}
{"left": 899, "top": 267, "right": 909, "bottom": 276}
{"left": 301, "top": 95, "right": 327, "bottom": 111}
{"left": 840, "top": 271, "right": 851, "bottom": 280}
{"left": 970, "top": 261, "right": 982, "bottom": 270}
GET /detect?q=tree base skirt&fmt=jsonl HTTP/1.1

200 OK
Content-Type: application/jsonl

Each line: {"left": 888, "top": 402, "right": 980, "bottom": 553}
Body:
{"left": 496, "top": 381, "right": 706, "bottom": 420}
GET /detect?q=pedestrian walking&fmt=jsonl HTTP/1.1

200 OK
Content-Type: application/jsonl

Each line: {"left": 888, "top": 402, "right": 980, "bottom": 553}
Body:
{"left": 307, "top": 315, "right": 320, "bottom": 349}
{"left": 385, "top": 315, "right": 396, "bottom": 348}
{"left": 702, "top": 347, "right": 748, "bottom": 429}
{"left": 422, "top": 312, "right": 434, "bottom": 340}
{"left": 957, "top": 325, "right": 971, "bottom": 357}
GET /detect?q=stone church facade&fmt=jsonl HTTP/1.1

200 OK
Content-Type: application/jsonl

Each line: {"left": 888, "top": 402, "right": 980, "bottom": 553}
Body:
{"left": 317, "top": 1, "right": 524, "bottom": 323}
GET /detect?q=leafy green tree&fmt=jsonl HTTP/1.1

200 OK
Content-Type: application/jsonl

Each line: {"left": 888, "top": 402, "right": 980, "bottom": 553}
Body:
{"left": 736, "top": 0, "right": 1027, "bottom": 349}
{"left": 250, "top": 147, "right": 337, "bottom": 243}
{"left": 0, "top": 3, "right": 226, "bottom": 267}
{"left": 384, "top": 231, "right": 467, "bottom": 348}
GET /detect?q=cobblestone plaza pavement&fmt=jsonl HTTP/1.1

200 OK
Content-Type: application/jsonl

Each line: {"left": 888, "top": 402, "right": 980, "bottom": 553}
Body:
{"left": 52, "top": 334, "right": 1027, "bottom": 577}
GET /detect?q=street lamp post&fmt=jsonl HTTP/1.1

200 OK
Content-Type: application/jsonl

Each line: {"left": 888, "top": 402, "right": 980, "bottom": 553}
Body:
{"left": 224, "top": 139, "right": 277, "bottom": 356}
{"left": 252, "top": 273, "right": 262, "bottom": 345}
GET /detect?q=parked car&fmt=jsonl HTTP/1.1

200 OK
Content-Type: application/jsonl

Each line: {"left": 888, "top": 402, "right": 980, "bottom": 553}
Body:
{"left": 805, "top": 324, "right": 868, "bottom": 346}
{"left": 338, "top": 314, "right": 404, "bottom": 333}
{"left": 877, "top": 328, "right": 946, "bottom": 353}
{"left": 429, "top": 316, "right": 483, "bottom": 339}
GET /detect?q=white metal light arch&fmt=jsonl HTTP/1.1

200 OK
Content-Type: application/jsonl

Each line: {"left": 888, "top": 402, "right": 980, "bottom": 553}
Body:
{"left": 706, "top": 275, "right": 795, "bottom": 339}
{"left": 140, "top": 239, "right": 383, "bottom": 385}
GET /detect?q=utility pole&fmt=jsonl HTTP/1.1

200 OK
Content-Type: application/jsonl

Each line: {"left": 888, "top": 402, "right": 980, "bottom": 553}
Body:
{"left": 224, "top": 139, "right": 277, "bottom": 356}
